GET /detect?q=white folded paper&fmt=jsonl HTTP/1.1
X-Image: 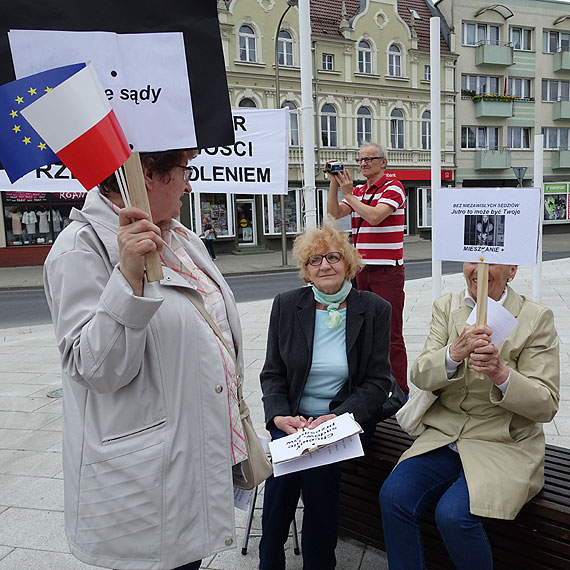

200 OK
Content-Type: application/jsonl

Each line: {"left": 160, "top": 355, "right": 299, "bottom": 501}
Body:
{"left": 466, "top": 297, "right": 518, "bottom": 346}
{"left": 269, "top": 413, "right": 364, "bottom": 477}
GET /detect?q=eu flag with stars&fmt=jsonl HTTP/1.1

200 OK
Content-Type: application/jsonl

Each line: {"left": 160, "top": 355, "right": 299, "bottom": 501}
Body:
{"left": 0, "top": 63, "right": 85, "bottom": 183}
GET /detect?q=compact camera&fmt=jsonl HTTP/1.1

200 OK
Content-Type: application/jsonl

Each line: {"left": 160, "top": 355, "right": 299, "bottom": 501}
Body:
{"left": 323, "top": 160, "right": 344, "bottom": 174}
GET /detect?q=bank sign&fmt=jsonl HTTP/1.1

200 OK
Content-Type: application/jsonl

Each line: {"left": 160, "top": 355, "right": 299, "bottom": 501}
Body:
{"left": 188, "top": 108, "right": 289, "bottom": 195}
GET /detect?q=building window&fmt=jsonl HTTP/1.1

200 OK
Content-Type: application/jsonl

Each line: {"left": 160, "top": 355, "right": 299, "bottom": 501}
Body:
{"left": 390, "top": 109, "right": 404, "bottom": 149}
{"left": 322, "top": 53, "right": 334, "bottom": 71}
{"left": 461, "top": 126, "right": 499, "bottom": 150}
{"left": 239, "top": 25, "right": 257, "bottom": 62}
{"left": 507, "top": 78, "right": 532, "bottom": 99}
{"left": 356, "top": 106, "right": 372, "bottom": 146}
{"left": 507, "top": 127, "right": 531, "bottom": 149}
{"left": 424, "top": 65, "right": 431, "bottom": 82}
{"left": 277, "top": 30, "right": 294, "bottom": 66}
{"left": 238, "top": 97, "right": 257, "bottom": 108}
{"left": 542, "top": 127, "right": 570, "bottom": 150}
{"left": 543, "top": 31, "right": 570, "bottom": 54}
{"left": 510, "top": 27, "right": 532, "bottom": 51}
{"left": 542, "top": 79, "right": 570, "bottom": 102}
{"left": 357, "top": 40, "right": 372, "bottom": 74}
{"left": 320, "top": 103, "right": 337, "bottom": 147}
{"left": 282, "top": 101, "right": 299, "bottom": 146}
{"left": 388, "top": 44, "right": 402, "bottom": 77}
{"left": 461, "top": 74, "right": 500, "bottom": 95}
{"left": 421, "top": 111, "right": 431, "bottom": 150}
{"left": 463, "top": 22, "right": 500, "bottom": 46}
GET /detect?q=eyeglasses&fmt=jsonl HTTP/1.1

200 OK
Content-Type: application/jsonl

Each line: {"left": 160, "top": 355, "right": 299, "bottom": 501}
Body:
{"left": 177, "top": 165, "right": 193, "bottom": 182}
{"left": 358, "top": 156, "right": 383, "bottom": 164}
{"left": 306, "top": 252, "right": 342, "bottom": 266}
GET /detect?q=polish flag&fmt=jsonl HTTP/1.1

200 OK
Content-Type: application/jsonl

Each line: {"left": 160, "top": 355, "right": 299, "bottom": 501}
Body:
{"left": 21, "top": 62, "right": 130, "bottom": 190}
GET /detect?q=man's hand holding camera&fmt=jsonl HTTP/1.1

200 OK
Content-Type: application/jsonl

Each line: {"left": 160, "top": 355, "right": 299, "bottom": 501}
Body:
{"left": 325, "top": 161, "right": 354, "bottom": 200}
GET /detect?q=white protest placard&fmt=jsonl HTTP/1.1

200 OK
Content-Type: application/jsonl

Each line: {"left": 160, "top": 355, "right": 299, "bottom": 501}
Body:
{"left": 188, "top": 109, "right": 289, "bottom": 195}
{"left": 434, "top": 188, "right": 541, "bottom": 265}
{"left": 9, "top": 30, "right": 195, "bottom": 152}
{"left": 0, "top": 168, "right": 85, "bottom": 193}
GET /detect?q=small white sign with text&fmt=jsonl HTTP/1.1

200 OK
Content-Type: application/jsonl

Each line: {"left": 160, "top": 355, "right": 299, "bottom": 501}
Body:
{"left": 434, "top": 187, "right": 540, "bottom": 265}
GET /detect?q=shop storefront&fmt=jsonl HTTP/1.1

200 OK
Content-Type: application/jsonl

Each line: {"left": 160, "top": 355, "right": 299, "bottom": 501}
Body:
{"left": 186, "top": 189, "right": 303, "bottom": 254}
{"left": 544, "top": 182, "right": 569, "bottom": 224}
{"left": 1, "top": 190, "right": 86, "bottom": 266}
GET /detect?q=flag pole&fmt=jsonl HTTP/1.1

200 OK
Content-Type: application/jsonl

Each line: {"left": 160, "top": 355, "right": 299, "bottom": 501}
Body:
{"left": 122, "top": 153, "right": 164, "bottom": 282}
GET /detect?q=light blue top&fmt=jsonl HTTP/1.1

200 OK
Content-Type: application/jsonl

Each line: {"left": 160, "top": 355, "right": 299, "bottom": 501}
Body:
{"left": 298, "top": 308, "right": 349, "bottom": 418}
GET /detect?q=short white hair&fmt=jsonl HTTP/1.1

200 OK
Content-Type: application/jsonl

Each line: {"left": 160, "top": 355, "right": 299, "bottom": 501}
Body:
{"left": 360, "top": 142, "right": 387, "bottom": 160}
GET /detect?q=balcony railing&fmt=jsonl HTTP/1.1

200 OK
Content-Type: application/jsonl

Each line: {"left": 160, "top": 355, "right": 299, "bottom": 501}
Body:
{"left": 553, "top": 48, "right": 570, "bottom": 73}
{"left": 552, "top": 99, "right": 570, "bottom": 121}
{"left": 475, "top": 40, "right": 514, "bottom": 67}
{"left": 288, "top": 147, "right": 456, "bottom": 171}
{"left": 473, "top": 96, "right": 514, "bottom": 118}
{"left": 552, "top": 149, "right": 570, "bottom": 170}
{"left": 474, "top": 148, "right": 511, "bottom": 170}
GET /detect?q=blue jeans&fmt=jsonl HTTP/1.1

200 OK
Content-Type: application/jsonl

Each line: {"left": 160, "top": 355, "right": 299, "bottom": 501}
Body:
{"left": 259, "top": 427, "right": 341, "bottom": 570}
{"left": 379, "top": 446, "right": 493, "bottom": 570}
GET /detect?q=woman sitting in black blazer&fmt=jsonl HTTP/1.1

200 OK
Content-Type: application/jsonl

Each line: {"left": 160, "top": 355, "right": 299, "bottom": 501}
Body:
{"left": 259, "top": 220, "right": 394, "bottom": 570}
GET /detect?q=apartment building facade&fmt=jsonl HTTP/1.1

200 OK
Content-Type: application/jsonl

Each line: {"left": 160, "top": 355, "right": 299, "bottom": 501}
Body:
{"left": 436, "top": 0, "right": 570, "bottom": 229}
{"left": 191, "top": 0, "right": 457, "bottom": 252}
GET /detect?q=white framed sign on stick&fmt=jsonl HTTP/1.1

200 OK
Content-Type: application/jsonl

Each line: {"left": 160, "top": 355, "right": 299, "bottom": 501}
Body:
{"left": 188, "top": 109, "right": 290, "bottom": 196}
{"left": 434, "top": 188, "right": 541, "bottom": 266}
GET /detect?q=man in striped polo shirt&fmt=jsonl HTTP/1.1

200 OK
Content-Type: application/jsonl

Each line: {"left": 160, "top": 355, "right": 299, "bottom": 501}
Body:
{"left": 327, "top": 143, "right": 408, "bottom": 394}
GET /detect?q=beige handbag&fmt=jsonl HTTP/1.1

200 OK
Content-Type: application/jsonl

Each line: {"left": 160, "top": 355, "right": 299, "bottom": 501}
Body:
{"left": 396, "top": 292, "right": 462, "bottom": 436}
{"left": 182, "top": 289, "right": 273, "bottom": 489}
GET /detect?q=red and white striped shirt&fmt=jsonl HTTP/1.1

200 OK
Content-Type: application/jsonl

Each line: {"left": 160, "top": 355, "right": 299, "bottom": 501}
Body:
{"left": 342, "top": 174, "right": 406, "bottom": 265}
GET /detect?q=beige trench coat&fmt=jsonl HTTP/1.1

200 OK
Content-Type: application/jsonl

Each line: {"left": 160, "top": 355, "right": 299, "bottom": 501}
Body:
{"left": 399, "top": 287, "right": 559, "bottom": 520}
{"left": 44, "top": 189, "right": 242, "bottom": 569}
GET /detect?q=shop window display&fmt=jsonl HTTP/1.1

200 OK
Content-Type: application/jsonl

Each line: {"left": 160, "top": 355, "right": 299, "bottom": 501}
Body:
{"left": 3, "top": 191, "right": 85, "bottom": 246}
{"left": 198, "top": 193, "right": 230, "bottom": 236}
{"left": 263, "top": 190, "right": 300, "bottom": 234}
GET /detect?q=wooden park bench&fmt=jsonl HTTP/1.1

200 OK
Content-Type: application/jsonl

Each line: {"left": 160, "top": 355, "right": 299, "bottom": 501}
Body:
{"left": 338, "top": 417, "right": 570, "bottom": 570}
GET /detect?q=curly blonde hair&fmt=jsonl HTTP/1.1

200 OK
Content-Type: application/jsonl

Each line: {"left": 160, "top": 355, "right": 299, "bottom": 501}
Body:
{"left": 293, "top": 217, "right": 364, "bottom": 283}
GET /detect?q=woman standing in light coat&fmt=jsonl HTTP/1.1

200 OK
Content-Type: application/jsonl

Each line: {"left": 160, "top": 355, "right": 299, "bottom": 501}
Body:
{"left": 380, "top": 263, "right": 560, "bottom": 570}
{"left": 44, "top": 150, "right": 245, "bottom": 570}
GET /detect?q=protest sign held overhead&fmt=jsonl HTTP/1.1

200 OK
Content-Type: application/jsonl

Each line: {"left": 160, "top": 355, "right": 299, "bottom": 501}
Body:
{"left": 189, "top": 109, "right": 290, "bottom": 195}
{"left": 1, "top": 0, "right": 233, "bottom": 152}
{"left": 434, "top": 187, "right": 541, "bottom": 266}
{"left": 10, "top": 31, "right": 194, "bottom": 153}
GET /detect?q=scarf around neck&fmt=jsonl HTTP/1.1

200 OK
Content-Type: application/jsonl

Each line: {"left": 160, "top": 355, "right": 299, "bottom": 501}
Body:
{"left": 312, "top": 279, "right": 352, "bottom": 328}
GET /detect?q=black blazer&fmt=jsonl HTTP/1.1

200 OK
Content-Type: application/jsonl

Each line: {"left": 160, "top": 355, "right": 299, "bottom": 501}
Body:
{"left": 260, "top": 286, "right": 394, "bottom": 430}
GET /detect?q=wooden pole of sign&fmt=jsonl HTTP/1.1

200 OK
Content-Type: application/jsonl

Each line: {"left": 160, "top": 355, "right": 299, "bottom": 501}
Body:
{"left": 475, "top": 263, "right": 489, "bottom": 327}
{"left": 475, "top": 262, "right": 489, "bottom": 379}
{"left": 122, "top": 153, "right": 164, "bottom": 282}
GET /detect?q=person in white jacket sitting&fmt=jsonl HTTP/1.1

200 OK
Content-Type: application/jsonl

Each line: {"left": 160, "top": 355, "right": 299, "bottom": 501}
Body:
{"left": 43, "top": 149, "right": 246, "bottom": 570}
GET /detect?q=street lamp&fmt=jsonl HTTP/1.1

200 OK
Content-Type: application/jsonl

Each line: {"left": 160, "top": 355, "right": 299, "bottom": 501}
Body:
{"left": 274, "top": 0, "right": 298, "bottom": 266}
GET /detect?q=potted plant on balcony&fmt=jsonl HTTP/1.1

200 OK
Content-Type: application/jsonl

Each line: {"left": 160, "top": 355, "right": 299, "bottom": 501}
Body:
{"left": 472, "top": 94, "right": 515, "bottom": 103}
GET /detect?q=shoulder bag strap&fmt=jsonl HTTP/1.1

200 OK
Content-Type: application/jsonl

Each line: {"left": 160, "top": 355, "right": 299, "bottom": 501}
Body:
{"left": 180, "top": 289, "right": 243, "bottom": 399}
{"left": 352, "top": 179, "right": 393, "bottom": 246}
